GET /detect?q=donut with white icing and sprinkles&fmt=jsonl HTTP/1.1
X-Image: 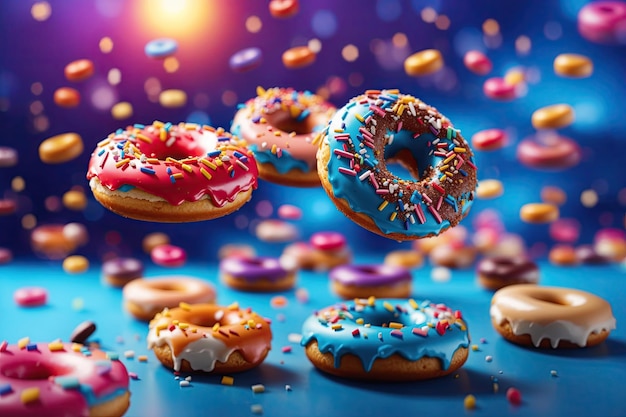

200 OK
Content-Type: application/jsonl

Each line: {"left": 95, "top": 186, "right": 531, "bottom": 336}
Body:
{"left": 231, "top": 86, "right": 336, "bottom": 187}
{"left": 316, "top": 89, "right": 477, "bottom": 241}
{"left": 87, "top": 121, "right": 259, "bottom": 222}
{"left": 301, "top": 298, "right": 470, "bottom": 381}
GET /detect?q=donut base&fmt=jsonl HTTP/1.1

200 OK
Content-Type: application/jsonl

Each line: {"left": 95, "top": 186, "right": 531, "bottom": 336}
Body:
{"left": 91, "top": 178, "right": 253, "bottom": 222}
{"left": 90, "top": 390, "right": 130, "bottom": 417}
{"left": 221, "top": 272, "right": 296, "bottom": 292}
{"left": 304, "top": 340, "right": 468, "bottom": 381}
{"left": 491, "top": 318, "right": 611, "bottom": 349}
{"left": 317, "top": 144, "right": 452, "bottom": 242}
{"left": 282, "top": 245, "right": 352, "bottom": 271}
{"left": 152, "top": 343, "right": 270, "bottom": 374}
{"left": 331, "top": 281, "right": 412, "bottom": 300}
{"left": 257, "top": 161, "right": 321, "bottom": 187}
{"left": 477, "top": 274, "right": 537, "bottom": 291}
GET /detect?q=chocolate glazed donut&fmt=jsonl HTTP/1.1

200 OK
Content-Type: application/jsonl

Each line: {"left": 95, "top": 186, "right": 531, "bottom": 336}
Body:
{"left": 476, "top": 256, "right": 539, "bottom": 291}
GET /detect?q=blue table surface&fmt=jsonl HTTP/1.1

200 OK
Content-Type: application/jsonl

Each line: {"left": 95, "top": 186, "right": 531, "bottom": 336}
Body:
{"left": 1, "top": 256, "right": 625, "bottom": 417}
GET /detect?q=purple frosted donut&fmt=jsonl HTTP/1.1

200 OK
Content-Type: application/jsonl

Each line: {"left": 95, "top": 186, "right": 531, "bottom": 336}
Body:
{"left": 476, "top": 256, "right": 539, "bottom": 290}
{"left": 330, "top": 264, "right": 412, "bottom": 299}
{"left": 102, "top": 257, "right": 144, "bottom": 287}
{"left": 220, "top": 256, "right": 296, "bottom": 292}
{"left": 578, "top": 1, "right": 626, "bottom": 44}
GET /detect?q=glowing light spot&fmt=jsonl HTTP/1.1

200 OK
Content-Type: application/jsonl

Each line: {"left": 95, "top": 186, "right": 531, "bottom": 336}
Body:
{"left": 435, "top": 15, "right": 450, "bottom": 30}
{"left": 515, "top": 35, "right": 531, "bottom": 55}
{"left": 544, "top": 21, "right": 562, "bottom": 40}
{"left": 31, "top": 2, "right": 52, "bottom": 22}
{"left": 144, "top": 77, "right": 162, "bottom": 102}
{"left": 30, "top": 101, "right": 44, "bottom": 116}
{"left": 392, "top": 33, "right": 408, "bottom": 48}
{"left": 22, "top": 214, "right": 37, "bottom": 230}
{"left": 376, "top": 0, "right": 402, "bottom": 22}
{"left": 31, "top": 82, "right": 43, "bottom": 96}
{"left": 255, "top": 200, "right": 273, "bottom": 218}
{"left": 483, "top": 19, "right": 500, "bottom": 35}
{"left": 99, "top": 37, "right": 114, "bottom": 53}
{"left": 221, "top": 90, "right": 237, "bottom": 107}
{"left": 246, "top": 15, "right": 262, "bottom": 33}
{"left": 107, "top": 68, "right": 122, "bottom": 86}
{"left": 163, "top": 57, "right": 180, "bottom": 73}
{"left": 95, "top": 0, "right": 124, "bottom": 18}
{"left": 12, "top": 176, "right": 25, "bottom": 192}
{"left": 307, "top": 38, "right": 322, "bottom": 54}
{"left": 193, "top": 93, "right": 210, "bottom": 108}
{"left": 136, "top": 0, "right": 214, "bottom": 41}
{"left": 311, "top": 10, "right": 337, "bottom": 38}
{"left": 91, "top": 85, "right": 117, "bottom": 111}
{"left": 581, "top": 189, "right": 598, "bottom": 208}
{"left": 186, "top": 110, "right": 210, "bottom": 126}
{"left": 33, "top": 115, "right": 49, "bottom": 133}
{"left": 484, "top": 33, "right": 503, "bottom": 49}
{"left": 342, "top": 44, "right": 359, "bottom": 62}
{"left": 348, "top": 72, "right": 364, "bottom": 87}
{"left": 421, "top": 7, "right": 437, "bottom": 23}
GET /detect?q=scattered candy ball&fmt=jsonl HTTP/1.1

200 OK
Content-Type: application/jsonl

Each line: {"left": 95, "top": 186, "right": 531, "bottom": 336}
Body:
{"left": 404, "top": 49, "right": 444, "bottom": 76}
{"left": 310, "top": 231, "right": 346, "bottom": 251}
{"left": 506, "top": 387, "right": 522, "bottom": 405}
{"left": 548, "top": 244, "right": 578, "bottom": 266}
{"left": 38, "top": 132, "right": 84, "bottom": 164}
{"left": 431, "top": 266, "right": 452, "bottom": 283}
{"left": 217, "top": 243, "right": 256, "bottom": 260}
{"left": 151, "top": 244, "right": 187, "bottom": 267}
{"left": 159, "top": 89, "right": 187, "bottom": 108}
{"left": 577, "top": 1, "right": 626, "bottom": 44}
{"left": 145, "top": 38, "right": 178, "bottom": 58}
{"left": 255, "top": 219, "right": 299, "bottom": 242}
{"left": 282, "top": 46, "right": 316, "bottom": 68}
{"left": 476, "top": 179, "right": 504, "bottom": 199}
{"left": 471, "top": 128, "right": 507, "bottom": 151}
{"left": 63, "top": 255, "right": 89, "bottom": 274}
{"left": 520, "top": 203, "right": 559, "bottom": 224}
{"left": 229, "top": 47, "right": 263, "bottom": 72}
{"left": 0, "top": 146, "right": 18, "bottom": 167}
{"left": 554, "top": 53, "right": 593, "bottom": 78}
{"left": 0, "top": 199, "right": 17, "bottom": 216}
{"left": 111, "top": 102, "right": 133, "bottom": 120}
{"left": 540, "top": 185, "right": 567, "bottom": 206}
{"left": 14, "top": 287, "right": 48, "bottom": 307}
{"left": 277, "top": 204, "right": 302, "bottom": 220}
{"left": 531, "top": 104, "right": 575, "bottom": 130}
{"left": 142, "top": 232, "right": 170, "bottom": 254}
{"left": 64, "top": 59, "right": 95, "bottom": 82}
{"left": 62, "top": 189, "right": 88, "bottom": 211}
{"left": 53, "top": 87, "right": 80, "bottom": 107}
{"left": 384, "top": 250, "right": 423, "bottom": 269}
{"left": 0, "top": 247, "right": 13, "bottom": 264}
{"left": 463, "top": 50, "right": 492, "bottom": 75}
{"left": 464, "top": 394, "right": 477, "bottom": 410}
{"left": 516, "top": 135, "right": 581, "bottom": 170}
{"left": 483, "top": 77, "right": 517, "bottom": 100}
{"left": 269, "top": 0, "right": 299, "bottom": 18}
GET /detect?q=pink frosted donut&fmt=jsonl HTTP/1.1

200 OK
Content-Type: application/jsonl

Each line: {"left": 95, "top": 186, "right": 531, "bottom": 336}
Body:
{"left": 14, "top": 287, "right": 48, "bottom": 307}
{"left": 122, "top": 276, "right": 216, "bottom": 321}
{"left": 310, "top": 231, "right": 346, "bottom": 251}
{"left": 516, "top": 136, "right": 581, "bottom": 170}
{"left": 0, "top": 341, "right": 130, "bottom": 417}
{"left": 151, "top": 244, "right": 187, "bottom": 267}
{"left": 578, "top": 1, "right": 626, "bottom": 44}
{"left": 330, "top": 264, "right": 412, "bottom": 299}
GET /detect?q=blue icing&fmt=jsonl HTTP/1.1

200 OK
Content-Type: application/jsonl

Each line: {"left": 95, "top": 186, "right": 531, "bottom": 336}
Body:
{"left": 301, "top": 299, "right": 470, "bottom": 372}
{"left": 118, "top": 184, "right": 135, "bottom": 192}
{"left": 79, "top": 385, "right": 128, "bottom": 407}
{"left": 248, "top": 144, "right": 310, "bottom": 174}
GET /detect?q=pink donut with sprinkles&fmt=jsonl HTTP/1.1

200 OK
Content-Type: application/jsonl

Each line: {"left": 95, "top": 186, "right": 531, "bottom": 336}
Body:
{"left": 0, "top": 341, "right": 130, "bottom": 417}
{"left": 316, "top": 89, "right": 477, "bottom": 241}
{"left": 87, "top": 121, "right": 259, "bottom": 222}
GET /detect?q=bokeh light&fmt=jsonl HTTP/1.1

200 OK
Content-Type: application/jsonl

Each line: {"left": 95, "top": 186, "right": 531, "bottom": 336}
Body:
{"left": 135, "top": 0, "right": 215, "bottom": 41}
{"left": 31, "top": 2, "right": 52, "bottom": 22}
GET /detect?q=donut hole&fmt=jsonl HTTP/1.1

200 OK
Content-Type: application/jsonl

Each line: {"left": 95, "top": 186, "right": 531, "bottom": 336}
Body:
{"left": 383, "top": 130, "right": 437, "bottom": 181}
{"left": 150, "top": 282, "right": 187, "bottom": 292}
{"left": 531, "top": 293, "right": 569, "bottom": 306}
{"left": 1, "top": 360, "right": 71, "bottom": 380}
{"left": 264, "top": 111, "right": 323, "bottom": 135}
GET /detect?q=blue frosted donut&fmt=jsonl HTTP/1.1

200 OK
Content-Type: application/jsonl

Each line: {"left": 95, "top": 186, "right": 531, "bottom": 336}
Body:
{"left": 315, "top": 89, "right": 477, "bottom": 241}
{"left": 301, "top": 298, "right": 470, "bottom": 380}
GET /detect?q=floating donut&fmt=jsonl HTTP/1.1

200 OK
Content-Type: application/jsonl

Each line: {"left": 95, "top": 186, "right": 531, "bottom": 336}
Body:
{"left": 0, "top": 341, "right": 130, "bottom": 417}
{"left": 516, "top": 135, "right": 581, "bottom": 170}
{"left": 577, "top": 1, "right": 626, "bottom": 44}
{"left": 147, "top": 303, "right": 272, "bottom": 373}
{"left": 101, "top": 257, "right": 144, "bottom": 287}
{"left": 231, "top": 87, "right": 336, "bottom": 187}
{"left": 316, "top": 89, "right": 477, "bottom": 241}
{"left": 301, "top": 298, "right": 470, "bottom": 381}
{"left": 490, "top": 284, "right": 616, "bottom": 348}
{"left": 476, "top": 256, "right": 539, "bottom": 290}
{"left": 219, "top": 256, "right": 297, "bottom": 292}
{"left": 329, "top": 264, "right": 412, "bottom": 299}
{"left": 87, "top": 121, "right": 259, "bottom": 222}
{"left": 281, "top": 231, "right": 352, "bottom": 271}
{"left": 122, "top": 276, "right": 216, "bottom": 321}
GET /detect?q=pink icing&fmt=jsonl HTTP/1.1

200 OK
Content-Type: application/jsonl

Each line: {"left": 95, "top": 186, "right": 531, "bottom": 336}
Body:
{"left": 0, "top": 342, "right": 129, "bottom": 417}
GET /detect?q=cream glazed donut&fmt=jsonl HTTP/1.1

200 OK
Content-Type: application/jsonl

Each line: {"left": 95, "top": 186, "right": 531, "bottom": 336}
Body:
{"left": 490, "top": 284, "right": 616, "bottom": 348}
{"left": 87, "top": 121, "right": 259, "bottom": 222}
{"left": 231, "top": 86, "right": 336, "bottom": 187}
{"left": 316, "top": 89, "right": 477, "bottom": 241}
{"left": 0, "top": 341, "right": 130, "bottom": 417}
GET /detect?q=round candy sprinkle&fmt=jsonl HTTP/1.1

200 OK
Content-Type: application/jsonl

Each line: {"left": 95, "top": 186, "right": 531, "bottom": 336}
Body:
{"left": 464, "top": 394, "right": 477, "bottom": 410}
{"left": 541, "top": 185, "right": 567, "bottom": 206}
{"left": 145, "top": 38, "right": 178, "bottom": 58}
{"left": 142, "top": 232, "right": 170, "bottom": 254}
{"left": 14, "top": 287, "right": 48, "bottom": 307}
{"left": 53, "top": 87, "right": 81, "bottom": 108}
{"left": 506, "top": 387, "right": 522, "bottom": 405}
{"left": 310, "top": 231, "right": 346, "bottom": 251}
{"left": 255, "top": 219, "right": 299, "bottom": 242}
{"left": 62, "top": 189, "right": 88, "bottom": 211}
{"left": 549, "top": 219, "right": 580, "bottom": 243}
{"left": 229, "top": 47, "right": 263, "bottom": 72}
{"left": 111, "top": 102, "right": 133, "bottom": 120}
{"left": 159, "top": 89, "right": 187, "bottom": 108}
{"left": 483, "top": 77, "right": 517, "bottom": 100}
{"left": 471, "top": 128, "right": 507, "bottom": 151}
{"left": 277, "top": 204, "right": 302, "bottom": 220}
{"left": 151, "top": 244, "right": 187, "bottom": 267}
{"left": 64, "top": 59, "right": 95, "bottom": 82}
{"left": 549, "top": 244, "right": 578, "bottom": 266}
{"left": 63, "top": 255, "right": 90, "bottom": 274}
{"left": 520, "top": 203, "right": 559, "bottom": 224}
{"left": 38, "top": 132, "right": 84, "bottom": 164}
{"left": 0, "top": 146, "right": 18, "bottom": 167}
{"left": 404, "top": 49, "right": 444, "bottom": 76}
{"left": 431, "top": 266, "right": 452, "bottom": 283}
{"left": 531, "top": 104, "right": 575, "bottom": 130}
{"left": 63, "top": 222, "right": 89, "bottom": 247}
{"left": 269, "top": 0, "right": 299, "bottom": 18}
{"left": 282, "top": 46, "right": 316, "bottom": 69}
{"left": 577, "top": 1, "right": 626, "bottom": 44}
{"left": 476, "top": 179, "right": 504, "bottom": 199}
{"left": 463, "top": 50, "right": 492, "bottom": 75}
{"left": 553, "top": 53, "right": 593, "bottom": 78}
{"left": 70, "top": 320, "right": 97, "bottom": 344}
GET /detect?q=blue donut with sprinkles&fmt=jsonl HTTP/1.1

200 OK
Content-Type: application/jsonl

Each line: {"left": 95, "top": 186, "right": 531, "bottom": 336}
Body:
{"left": 315, "top": 89, "right": 477, "bottom": 241}
{"left": 301, "top": 298, "right": 470, "bottom": 381}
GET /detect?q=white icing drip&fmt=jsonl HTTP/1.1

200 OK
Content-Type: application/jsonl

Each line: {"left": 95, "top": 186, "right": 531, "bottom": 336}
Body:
{"left": 490, "top": 304, "right": 616, "bottom": 348}
{"left": 147, "top": 327, "right": 235, "bottom": 372}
